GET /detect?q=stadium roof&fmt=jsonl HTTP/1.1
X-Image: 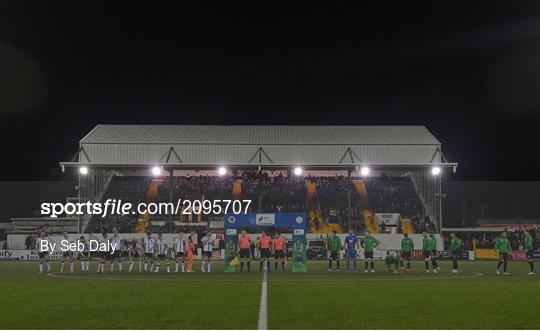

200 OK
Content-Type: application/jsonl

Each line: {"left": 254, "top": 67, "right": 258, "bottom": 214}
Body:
{"left": 81, "top": 125, "right": 441, "bottom": 145}
{"left": 62, "top": 125, "right": 456, "bottom": 169}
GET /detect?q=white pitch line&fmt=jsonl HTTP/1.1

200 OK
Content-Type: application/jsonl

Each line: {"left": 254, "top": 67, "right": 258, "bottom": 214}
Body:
{"left": 257, "top": 269, "right": 268, "bottom": 330}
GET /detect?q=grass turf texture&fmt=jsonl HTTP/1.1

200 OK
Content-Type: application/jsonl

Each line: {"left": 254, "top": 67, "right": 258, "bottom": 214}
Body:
{"left": 0, "top": 260, "right": 538, "bottom": 329}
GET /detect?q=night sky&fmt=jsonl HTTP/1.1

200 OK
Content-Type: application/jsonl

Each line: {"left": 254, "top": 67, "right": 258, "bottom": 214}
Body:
{"left": 0, "top": 1, "right": 538, "bottom": 181}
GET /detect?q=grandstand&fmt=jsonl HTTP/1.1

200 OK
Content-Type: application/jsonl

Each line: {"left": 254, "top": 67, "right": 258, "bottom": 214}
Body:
{"left": 57, "top": 125, "right": 456, "bottom": 235}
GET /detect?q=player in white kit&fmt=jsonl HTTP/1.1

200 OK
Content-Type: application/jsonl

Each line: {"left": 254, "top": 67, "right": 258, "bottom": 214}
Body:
{"left": 36, "top": 230, "right": 51, "bottom": 273}
{"left": 78, "top": 235, "right": 91, "bottom": 272}
{"left": 60, "top": 230, "right": 75, "bottom": 274}
{"left": 173, "top": 231, "right": 186, "bottom": 272}
{"left": 143, "top": 232, "right": 156, "bottom": 272}
{"left": 201, "top": 231, "right": 214, "bottom": 273}
{"left": 128, "top": 238, "right": 143, "bottom": 272}
{"left": 97, "top": 232, "right": 109, "bottom": 273}
{"left": 109, "top": 228, "right": 123, "bottom": 272}
{"left": 154, "top": 233, "right": 170, "bottom": 273}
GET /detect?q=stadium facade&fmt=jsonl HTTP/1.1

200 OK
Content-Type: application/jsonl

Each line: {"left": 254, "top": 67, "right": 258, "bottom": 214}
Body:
{"left": 60, "top": 125, "right": 457, "bottom": 233}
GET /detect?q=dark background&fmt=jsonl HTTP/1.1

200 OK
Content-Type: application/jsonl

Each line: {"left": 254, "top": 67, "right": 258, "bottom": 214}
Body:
{"left": 0, "top": 1, "right": 539, "bottom": 181}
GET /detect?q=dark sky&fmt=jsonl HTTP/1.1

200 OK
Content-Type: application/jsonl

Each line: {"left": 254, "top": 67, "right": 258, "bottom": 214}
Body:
{"left": 0, "top": 1, "right": 539, "bottom": 181}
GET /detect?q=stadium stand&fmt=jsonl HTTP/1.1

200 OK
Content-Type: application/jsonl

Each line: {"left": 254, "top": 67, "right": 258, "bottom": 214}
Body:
{"left": 84, "top": 173, "right": 433, "bottom": 234}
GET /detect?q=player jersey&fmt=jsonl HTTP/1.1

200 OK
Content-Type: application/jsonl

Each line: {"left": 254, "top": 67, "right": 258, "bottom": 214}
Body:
{"left": 362, "top": 235, "right": 378, "bottom": 252}
{"left": 422, "top": 236, "right": 430, "bottom": 251}
{"left": 99, "top": 236, "right": 109, "bottom": 249}
{"left": 428, "top": 235, "right": 437, "bottom": 251}
{"left": 450, "top": 237, "right": 462, "bottom": 251}
{"left": 36, "top": 236, "right": 50, "bottom": 252}
{"left": 344, "top": 235, "right": 358, "bottom": 251}
{"left": 328, "top": 235, "right": 342, "bottom": 251}
{"left": 110, "top": 235, "right": 122, "bottom": 251}
{"left": 239, "top": 235, "right": 251, "bottom": 249}
{"left": 401, "top": 237, "right": 414, "bottom": 252}
{"left": 524, "top": 233, "right": 534, "bottom": 251}
{"left": 144, "top": 237, "right": 156, "bottom": 254}
{"left": 173, "top": 236, "right": 186, "bottom": 253}
{"left": 129, "top": 243, "right": 141, "bottom": 254}
{"left": 81, "top": 240, "right": 90, "bottom": 252}
{"left": 273, "top": 236, "right": 285, "bottom": 251}
{"left": 202, "top": 235, "right": 213, "bottom": 252}
{"left": 259, "top": 236, "right": 271, "bottom": 249}
{"left": 495, "top": 236, "right": 511, "bottom": 253}
{"left": 385, "top": 254, "right": 399, "bottom": 265}
{"left": 156, "top": 238, "right": 167, "bottom": 254}
{"left": 61, "top": 235, "right": 73, "bottom": 246}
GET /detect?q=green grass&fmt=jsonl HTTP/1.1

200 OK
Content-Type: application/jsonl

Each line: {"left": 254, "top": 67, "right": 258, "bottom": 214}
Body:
{"left": 0, "top": 260, "right": 538, "bottom": 329}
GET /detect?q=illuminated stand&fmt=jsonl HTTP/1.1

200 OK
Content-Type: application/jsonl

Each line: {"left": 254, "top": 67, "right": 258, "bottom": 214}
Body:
{"left": 223, "top": 213, "right": 308, "bottom": 272}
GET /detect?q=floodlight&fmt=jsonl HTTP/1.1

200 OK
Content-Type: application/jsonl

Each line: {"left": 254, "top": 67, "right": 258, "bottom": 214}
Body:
{"left": 360, "top": 166, "right": 370, "bottom": 176}
{"left": 79, "top": 166, "right": 88, "bottom": 175}
{"left": 431, "top": 166, "right": 441, "bottom": 176}
{"left": 294, "top": 167, "right": 303, "bottom": 176}
{"left": 218, "top": 167, "right": 227, "bottom": 176}
{"left": 152, "top": 166, "right": 161, "bottom": 176}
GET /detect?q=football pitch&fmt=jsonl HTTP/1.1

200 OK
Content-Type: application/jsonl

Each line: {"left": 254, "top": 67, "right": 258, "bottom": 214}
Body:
{"left": 0, "top": 260, "right": 538, "bottom": 329}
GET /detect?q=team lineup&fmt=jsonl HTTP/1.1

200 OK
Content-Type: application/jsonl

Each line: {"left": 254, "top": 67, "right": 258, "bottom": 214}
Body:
{"left": 34, "top": 228, "right": 536, "bottom": 276}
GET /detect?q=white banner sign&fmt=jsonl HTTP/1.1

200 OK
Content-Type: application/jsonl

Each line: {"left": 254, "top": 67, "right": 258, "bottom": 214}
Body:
{"left": 0, "top": 250, "right": 64, "bottom": 261}
{"left": 374, "top": 213, "right": 401, "bottom": 226}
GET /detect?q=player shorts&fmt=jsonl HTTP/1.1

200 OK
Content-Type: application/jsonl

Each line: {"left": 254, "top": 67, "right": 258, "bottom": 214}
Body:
{"left": 451, "top": 250, "right": 460, "bottom": 259}
{"left": 499, "top": 252, "right": 508, "bottom": 261}
{"left": 100, "top": 251, "right": 110, "bottom": 260}
{"left": 78, "top": 251, "right": 90, "bottom": 259}
{"left": 111, "top": 250, "right": 121, "bottom": 259}
{"left": 364, "top": 251, "right": 373, "bottom": 259}
{"left": 62, "top": 251, "right": 73, "bottom": 259}
{"left": 38, "top": 251, "right": 48, "bottom": 259}
{"left": 145, "top": 253, "right": 154, "bottom": 259}
{"left": 274, "top": 250, "right": 285, "bottom": 259}
{"left": 239, "top": 248, "right": 251, "bottom": 259}
{"left": 526, "top": 250, "right": 534, "bottom": 259}
{"left": 345, "top": 249, "right": 357, "bottom": 259}
{"left": 130, "top": 253, "right": 140, "bottom": 259}
{"left": 260, "top": 248, "right": 270, "bottom": 258}
{"left": 157, "top": 253, "right": 167, "bottom": 260}
{"left": 203, "top": 251, "right": 212, "bottom": 258}
{"left": 329, "top": 250, "right": 340, "bottom": 260}
{"left": 175, "top": 252, "right": 185, "bottom": 258}
{"left": 423, "top": 250, "right": 432, "bottom": 259}
{"left": 401, "top": 251, "right": 411, "bottom": 259}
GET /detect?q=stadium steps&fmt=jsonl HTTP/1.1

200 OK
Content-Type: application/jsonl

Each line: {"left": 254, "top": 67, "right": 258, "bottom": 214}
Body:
{"left": 363, "top": 210, "right": 379, "bottom": 233}
{"left": 401, "top": 219, "right": 415, "bottom": 234}
{"left": 232, "top": 180, "right": 242, "bottom": 199}
{"left": 352, "top": 180, "right": 371, "bottom": 211}
{"left": 133, "top": 180, "right": 162, "bottom": 233}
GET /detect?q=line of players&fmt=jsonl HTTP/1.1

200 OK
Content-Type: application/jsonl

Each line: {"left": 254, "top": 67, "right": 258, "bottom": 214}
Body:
{"left": 35, "top": 228, "right": 536, "bottom": 275}
{"left": 35, "top": 228, "right": 213, "bottom": 274}
{"left": 325, "top": 229, "right": 536, "bottom": 275}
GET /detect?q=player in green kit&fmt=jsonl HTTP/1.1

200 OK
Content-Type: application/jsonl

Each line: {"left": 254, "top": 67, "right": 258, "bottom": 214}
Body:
{"left": 362, "top": 231, "right": 379, "bottom": 273}
{"left": 327, "top": 231, "right": 342, "bottom": 272}
{"left": 428, "top": 232, "right": 440, "bottom": 273}
{"left": 450, "top": 233, "right": 462, "bottom": 273}
{"left": 400, "top": 233, "right": 414, "bottom": 272}
{"left": 495, "top": 231, "right": 512, "bottom": 275}
{"left": 422, "top": 233, "right": 431, "bottom": 273}
{"left": 385, "top": 251, "right": 400, "bottom": 273}
{"left": 523, "top": 229, "right": 536, "bottom": 275}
